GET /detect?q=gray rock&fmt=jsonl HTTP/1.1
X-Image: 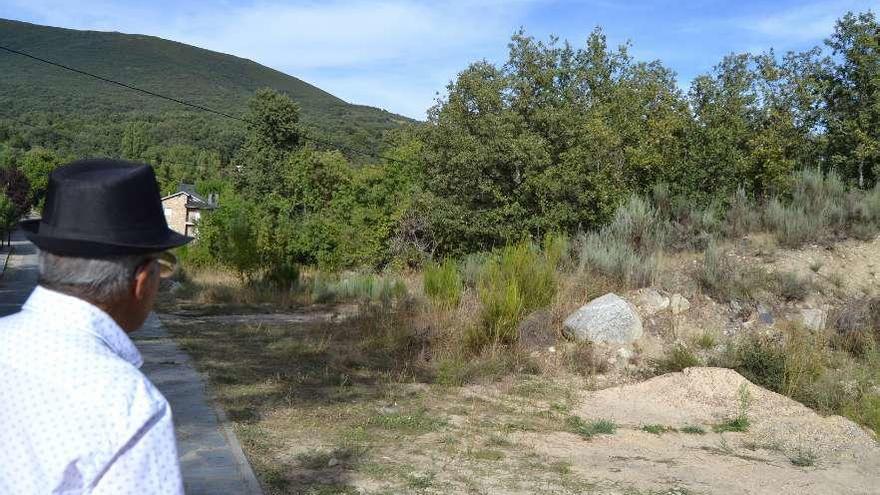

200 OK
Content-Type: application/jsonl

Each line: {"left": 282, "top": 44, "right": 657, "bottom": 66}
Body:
{"left": 758, "top": 304, "right": 775, "bottom": 325}
{"left": 670, "top": 294, "right": 690, "bottom": 315}
{"left": 616, "top": 347, "right": 633, "bottom": 363}
{"left": 801, "top": 308, "right": 827, "bottom": 331}
{"left": 563, "top": 293, "right": 643, "bottom": 344}
{"left": 631, "top": 289, "right": 670, "bottom": 316}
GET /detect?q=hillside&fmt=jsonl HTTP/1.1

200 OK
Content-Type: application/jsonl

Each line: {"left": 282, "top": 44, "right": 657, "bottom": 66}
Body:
{"left": 0, "top": 18, "right": 411, "bottom": 157}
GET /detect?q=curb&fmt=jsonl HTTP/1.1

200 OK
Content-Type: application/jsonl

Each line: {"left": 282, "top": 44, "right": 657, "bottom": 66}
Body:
{"left": 0, "top": 244, "right": 15, "bottom": 279}
{"left": 211, "top": 398, "right": 265, "bottom": 495}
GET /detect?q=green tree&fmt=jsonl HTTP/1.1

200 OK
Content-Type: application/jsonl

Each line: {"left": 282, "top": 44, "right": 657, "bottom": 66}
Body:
{"left": 233, "top": 88, "right": 303, "bottom": 196}
{"left": 824, "top": 11, "right": 880, "bottom": 188}
{"left": 20, "top": 148, "right": 61, "bottom": 210}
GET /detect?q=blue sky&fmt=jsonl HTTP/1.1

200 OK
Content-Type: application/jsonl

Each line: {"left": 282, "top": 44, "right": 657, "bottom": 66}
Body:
{"left": 2, "top": 0, "right": 878, "bottom": 119}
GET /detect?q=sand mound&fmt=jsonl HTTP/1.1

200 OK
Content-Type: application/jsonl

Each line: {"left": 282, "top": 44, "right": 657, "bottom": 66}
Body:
{"left": 576, "top": 367, "right": 876, "bottom": 459}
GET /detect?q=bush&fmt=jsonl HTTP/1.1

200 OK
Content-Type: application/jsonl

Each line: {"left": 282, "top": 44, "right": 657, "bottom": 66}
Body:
{"left": 724, "top": 187, "right": 760, "bottom": 237}
{"left": 543, "top": 232, "right": 572, "bottom": 270}
{"left": 698, "top": 240, "right": 766, "bottom": 303}
{"left": 423, "top": 258, "right": 463, "bottom": 308}
{"left": 735, "top": 326, "right": 827, "bottom": 398}
{"left": 651, "top": 343, "right": 701, "bottom": 374}
{"left": 460, "top": 252, "right": 489, "bottom": 288}
{"left": 577, "top": 197, "right": 664, "bottom": 287}
{"left": 469, "top": 242, "right": 557, "bottom": 349}
{"left": 262, "top": 263, "right": 300, "bottom": 290}
{"left": 308, "top": 272, "right": 407, "bottom": 304}
{"left": 771, "top": 271, "right": 812, "bottom": 302}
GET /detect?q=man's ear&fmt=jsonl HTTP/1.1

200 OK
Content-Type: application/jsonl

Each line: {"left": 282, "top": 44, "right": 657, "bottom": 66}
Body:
{"left": 132, "top": 262, "right": 155, "bottom": 301}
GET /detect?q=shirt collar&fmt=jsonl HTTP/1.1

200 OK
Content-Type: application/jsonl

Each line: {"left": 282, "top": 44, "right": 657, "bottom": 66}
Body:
{"left": 22, "top": 286, "right": 144, "bottom": 368}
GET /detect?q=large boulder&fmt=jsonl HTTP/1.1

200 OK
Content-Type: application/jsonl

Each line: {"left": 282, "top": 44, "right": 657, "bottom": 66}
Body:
{"left": 564, "top": 293, "right": 643, "bottom": 344}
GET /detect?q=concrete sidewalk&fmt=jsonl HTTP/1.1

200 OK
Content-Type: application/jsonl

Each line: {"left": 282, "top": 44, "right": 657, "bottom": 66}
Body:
{"left": 0, "top": 232, "right": 262, "bottom": 494}
{"left": 135, "top": 316, "right": 263, "bottom": 495}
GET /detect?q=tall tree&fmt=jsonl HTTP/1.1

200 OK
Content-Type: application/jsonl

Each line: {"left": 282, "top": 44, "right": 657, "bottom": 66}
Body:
{"left": 824, "top": 11, "right": 880, "bottom": 188}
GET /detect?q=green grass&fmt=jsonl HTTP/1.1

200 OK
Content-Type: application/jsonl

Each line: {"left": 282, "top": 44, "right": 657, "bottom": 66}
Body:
{"left": 680, "top": 425, "right": 706, "bottom": 435}
{"left": 712, "top": 416, "right": 750, "bottom": 433}
{"left": 466, "top": 448, "right": 505, "bottom": 461}
{"left": 368, "top": 410, "right": 447, "bottom": 435}
{"left": 789, "top": 450, "right": 818, "bottom": 467}
{"left": 652, "top": 344, "right": 701, "bottom": 373}
{"left": 424, "top": 258, "right": 463, "bottom": 308}
{"left": 640, "top": 424, "right": 676, "bottom": 435}
{"left": 565, "top": 416, "right": 617, "bottom": 439}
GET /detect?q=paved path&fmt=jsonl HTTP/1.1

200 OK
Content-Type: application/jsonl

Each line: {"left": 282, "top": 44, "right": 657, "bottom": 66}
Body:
{"left": 0, "top": 233, "right": 262, "bottom": 494}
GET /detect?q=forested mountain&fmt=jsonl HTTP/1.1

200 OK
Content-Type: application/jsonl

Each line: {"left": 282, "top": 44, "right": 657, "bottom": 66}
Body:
{"left": 0, "top": 18, "right": 410, "bottom": 158}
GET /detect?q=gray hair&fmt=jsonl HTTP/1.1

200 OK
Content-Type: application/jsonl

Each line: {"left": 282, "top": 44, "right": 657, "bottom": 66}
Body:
{"left": 38, "top": 250, "right": 154, "bottom": 304}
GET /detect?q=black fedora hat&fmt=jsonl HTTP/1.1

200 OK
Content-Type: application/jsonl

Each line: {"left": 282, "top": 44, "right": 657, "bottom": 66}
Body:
{"left": 21, "top": 158, "right": 193, "bottom": 256}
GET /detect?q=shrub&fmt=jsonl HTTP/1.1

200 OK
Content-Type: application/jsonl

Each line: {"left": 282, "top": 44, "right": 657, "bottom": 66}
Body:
{"left": 771, "top": 271, "right": 812, "bottom": 302}
{"left": 262, "top": 263, "right": 300, "bottom": 290}
{"left": 577, "top": 195, "right": 666, "bottom": 288}
{"left": 469, "top": 242, "right": 557, "bottom": 349}
{"left": 698, "top": 240, "right": 766, "bottom": 303}
{"left": 460, "top": 252, "right": 489, "bottom": 288}
{"left": 423, "top": 258, "right": 463, "bottom": 308}
{"left": 735, "top": 326, "right": 827, "bottom": 398}
{"left": 724, "top": 187, "right": 760, "bottom": 237}
{"left": 308, "top": 272, "right": 407, "bottom": 304}
{"left": 543, "top": 232, "right": 572, "bottom": 270}
{"left": 652, "top": 343, "right": 701, "bottom": 373}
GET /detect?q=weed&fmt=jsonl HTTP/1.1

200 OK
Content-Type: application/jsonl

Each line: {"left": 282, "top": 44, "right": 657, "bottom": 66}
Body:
{"left": 565, "top": 416, "right": 617, "bottom": 439}
{"left": 466, "top": 448, "right": 505, "bottom": 461}
{"left": 712, "top": 416, "right": 749, "bottom": 433}
{"left": 692, "top": 331, "right": 717, "bottom": 350}
{"left": 713, "top": 384, "right": 752, "bottom": 433}
{"left": 295, "top": 446, "right": 366, "bottom": 470}
{"left": 652, "top": 343, "right": 700, "bottom": 373}
{"left": 809, "top": 260, "right": 824, "bottom": 273}
{"left": 577, "top": 195, "right": 664, "bottom": 287}
{"left": 772, "top": 271, "right": 812, "bottom": 302}
{"left": 789, "top": 450, "right": 818, "bottom": 467}
{"left": 641, "top": 424, "right": 675, "bottom": 435}
{"left": 404, "top": 471, "right": 435, "bottom": 489}
{"left": 680, "top": 425, "right": 706, "bottom": 435}
{"left": 368, "top": 410, "right": 447, "bottom": 435}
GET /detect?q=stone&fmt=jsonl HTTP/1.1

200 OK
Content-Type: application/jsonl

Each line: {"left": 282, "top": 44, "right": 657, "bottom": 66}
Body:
{"left": 670, "top": 294, "right": 690, "bottom": 315}
{"left": 563, "top": 293, "right": 643, "bottom": 344}
{"left": 327, "top": 457, "right": 339, "bottom": 467}
{"left": 758, "top": 304, "right": 774, "bottom": 325}
{"left": 631, "top": 288, "right": 670, "bottom": 316}
{"left": 616, "top": 347, "right": 633, "bottom": 362}
{"left": 801, "top": 308, "right": 827, "bottom": 331}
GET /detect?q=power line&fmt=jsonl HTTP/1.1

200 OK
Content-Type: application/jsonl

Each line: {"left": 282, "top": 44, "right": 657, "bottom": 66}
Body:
{"left": 0, "top": 44, "right": 410, "bottom": 165}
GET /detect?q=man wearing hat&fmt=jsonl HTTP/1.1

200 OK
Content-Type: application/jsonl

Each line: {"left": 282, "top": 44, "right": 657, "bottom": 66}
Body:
{"left": 0, "top": 159, "right": 190, "bottom": 494}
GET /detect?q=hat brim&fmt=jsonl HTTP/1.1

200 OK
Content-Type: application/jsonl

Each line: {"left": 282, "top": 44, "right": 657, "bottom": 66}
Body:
{"left": 20, "top": 219, "right": 193, "bottom": 256}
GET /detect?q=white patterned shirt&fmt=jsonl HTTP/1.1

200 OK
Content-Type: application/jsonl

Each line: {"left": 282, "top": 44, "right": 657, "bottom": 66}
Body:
{"left": 0, "top": 286, "right": 183, "bottom": 494}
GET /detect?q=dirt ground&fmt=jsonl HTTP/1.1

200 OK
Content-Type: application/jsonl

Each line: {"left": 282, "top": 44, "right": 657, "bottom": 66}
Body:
{"left": 159, "top": 235, "right": 880, "bottom": 494}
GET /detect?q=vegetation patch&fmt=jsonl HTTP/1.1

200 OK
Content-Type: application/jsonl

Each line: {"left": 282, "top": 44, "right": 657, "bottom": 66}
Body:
{"left": 565, "top": 416, "right": 617, "bottom": 439}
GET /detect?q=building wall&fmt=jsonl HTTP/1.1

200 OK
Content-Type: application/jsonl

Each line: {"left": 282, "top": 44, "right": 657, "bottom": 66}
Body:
{"left": 162, "top": 194, "right": 189, "bottom": 235}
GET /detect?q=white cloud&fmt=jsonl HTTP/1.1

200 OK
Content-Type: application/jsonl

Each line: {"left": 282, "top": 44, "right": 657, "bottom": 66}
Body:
{"left": 3, "top": 0, "right": 540, "bottom": 118}
{"left": 738, "top": 0, "right": 880, "bottom": 44}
